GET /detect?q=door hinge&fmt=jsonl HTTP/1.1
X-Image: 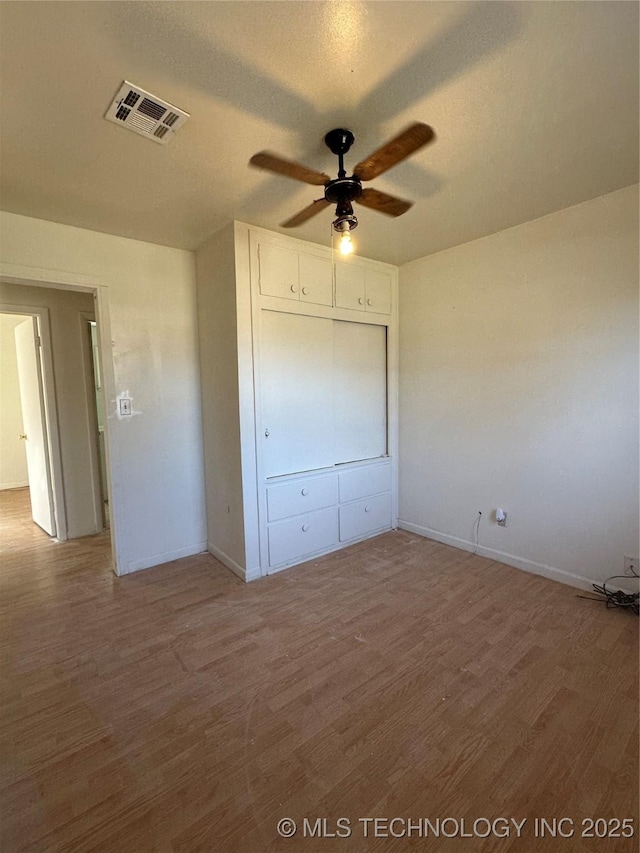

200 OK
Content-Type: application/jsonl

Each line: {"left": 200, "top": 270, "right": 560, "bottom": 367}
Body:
{"left": 35, "top": 335, "right": 42, "bottom": 347}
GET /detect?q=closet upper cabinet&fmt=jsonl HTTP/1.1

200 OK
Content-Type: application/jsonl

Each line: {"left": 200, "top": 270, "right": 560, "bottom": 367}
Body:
{"left": 258, "top": 242, "right": 333, "bottom": 307}
{"left": 335, "top": 263, "right": 391, "bottom": 315}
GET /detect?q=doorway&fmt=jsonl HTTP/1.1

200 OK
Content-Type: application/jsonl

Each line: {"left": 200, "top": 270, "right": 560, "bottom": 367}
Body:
{"left": 0, "top": 289, "right": 112, "bottom": 566}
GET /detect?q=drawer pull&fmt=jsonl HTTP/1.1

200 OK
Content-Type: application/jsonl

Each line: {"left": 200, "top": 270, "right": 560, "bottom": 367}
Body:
{"left": 364, "top": 505, "right": 371, "bottom": 513}
{"left": 302, "top": 523, "right": 310, "bottom": 532}
{"left": 301, "top": 488, "right": 308, "bottom": 496}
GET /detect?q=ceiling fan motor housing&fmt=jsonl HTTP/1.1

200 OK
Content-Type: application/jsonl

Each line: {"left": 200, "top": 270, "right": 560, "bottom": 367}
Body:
{"left": 324, "top": 128, "right": 355, "bottom": 156}
{"left": 324, "top": 177, "right": 362, "bottom": 204}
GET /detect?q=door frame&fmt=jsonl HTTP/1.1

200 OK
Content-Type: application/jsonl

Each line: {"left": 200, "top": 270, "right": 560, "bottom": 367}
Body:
{"left": 80, "top": 312, "right": 107, "bottom": 532}
{"left": 0, "top": 303, "right": 67, "bottom": 540}
{"left": 0, "top": 263, "right": 121, "bottom": 574}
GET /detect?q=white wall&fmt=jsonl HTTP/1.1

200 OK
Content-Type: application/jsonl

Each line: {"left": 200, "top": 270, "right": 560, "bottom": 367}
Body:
{"left": 0, "top": 211, "right": 206, "bottom": 573}
{"left": 195, "top": 222, "right": 247, "bottom": 572}
{"left": 0, "top": 285, "right": 97, "bottom": 536}
{"left": 399, "top": 185, "right": 639, "bottom": 588}
{"left": 0, "top": 313, "right": 28, "bottom": 489}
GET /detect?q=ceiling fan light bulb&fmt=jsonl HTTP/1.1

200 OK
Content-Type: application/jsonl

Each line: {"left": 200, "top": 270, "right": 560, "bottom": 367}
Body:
{"left": 339, "top": 230, "right": 354, "bottom": 255}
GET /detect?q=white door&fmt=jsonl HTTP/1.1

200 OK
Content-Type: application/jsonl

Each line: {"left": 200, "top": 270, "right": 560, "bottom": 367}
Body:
{"left": 14, "top": 317, "right": 56, "bottom": 535}
{"left": 333, "top": 321, "right": 387, "bottom": 464}
{"left": 260, "top": 311, "right": 334, "bottom": 478}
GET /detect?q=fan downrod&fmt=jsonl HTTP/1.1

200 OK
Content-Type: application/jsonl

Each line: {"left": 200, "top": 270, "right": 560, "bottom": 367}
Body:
{"left": 325, "top": 128, "right": 356, "bottom": 180}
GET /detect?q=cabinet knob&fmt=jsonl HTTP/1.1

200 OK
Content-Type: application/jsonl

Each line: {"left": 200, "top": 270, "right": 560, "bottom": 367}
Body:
{"left": 302, "top": 287, "right": 309, "bottom": 295}
{"left": 290, "top": 284, "right": 298, "bottom": 293}
{"left": 301, "top": 488, "right": 308, "bottom": 496}
{"left": 364, "top": 505, "right": 371, "bottom": 513}
{"left": 358, "top": 297, "right": 364, "bottom": 305}
{"left": 302, "top": 523, "right": 310, "bottom": 532}
{"left": 367, "top": 298, "right": 373, "bottom": 306}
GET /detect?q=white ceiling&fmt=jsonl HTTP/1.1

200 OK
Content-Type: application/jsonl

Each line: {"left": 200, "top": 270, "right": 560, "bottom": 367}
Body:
{"left": 0, "top": 1, "right": 637, "bottom": 265}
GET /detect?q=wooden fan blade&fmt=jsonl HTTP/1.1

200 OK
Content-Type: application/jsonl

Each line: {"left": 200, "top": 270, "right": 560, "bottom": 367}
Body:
{"left": 356, "top": 187, "right": 413, "bottom": 217}
{"left": 281, "top": 198, "right": 331, "bottom": 228}
{"left": 353, "top": 123, "right": 435, "bottom": 181}
{"left": 249, "top": 152, "right": 330, "bottom": 186}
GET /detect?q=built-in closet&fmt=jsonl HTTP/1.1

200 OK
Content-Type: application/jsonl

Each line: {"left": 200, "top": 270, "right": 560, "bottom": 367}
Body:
{"left": 196, "top": 222, "right": 398, "bottom": 581}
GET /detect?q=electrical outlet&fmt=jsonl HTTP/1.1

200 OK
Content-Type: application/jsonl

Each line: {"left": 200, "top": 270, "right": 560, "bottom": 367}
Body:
{"left": 623, "top": 556, "right": 638, "bottom": 576}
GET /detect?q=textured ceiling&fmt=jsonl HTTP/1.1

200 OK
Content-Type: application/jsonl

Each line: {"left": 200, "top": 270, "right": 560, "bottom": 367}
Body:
{"left": 0, "top": 1, "right": 638, "bottom": 265}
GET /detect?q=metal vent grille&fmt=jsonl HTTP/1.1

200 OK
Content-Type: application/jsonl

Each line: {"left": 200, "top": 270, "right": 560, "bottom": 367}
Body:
{"left": 123, "top": 90, "right": 140, "bottom": 107}
{"left": 105, "top": 81, "right": 189, "bottom": 145}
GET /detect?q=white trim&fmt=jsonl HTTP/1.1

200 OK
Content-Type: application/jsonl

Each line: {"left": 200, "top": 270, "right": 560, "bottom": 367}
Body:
{"left": 207, "top": 541, "right": 261, "bottom": 583}
{"left": 92, "top": 284, "right": 121, "bottom": 575}
{"left": 0, "top": 481, "right": 29, "bottom": 490}
{"left": 0, "top": 263, "right": 97, "bottom": 293}
{"left": 234, "top": 222, "right": 261, "bottom": 574}
{"left": 397, "top": 519, "right": 598, "bottom": 592}
{"left": 123, "top": 541, "right": 207, "bottom": 575}
{"left": 388, "top": 268, "right": 399, "bottom": 529}
{"left": 78, "top": 311, "right": 103, "bottom": 535}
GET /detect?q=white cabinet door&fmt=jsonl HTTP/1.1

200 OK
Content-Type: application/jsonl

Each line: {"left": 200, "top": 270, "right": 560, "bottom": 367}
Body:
{"left": 261, "top": 311, "right": 334, "bottom": 477}
{"left": 299, "top": 254, "right": 333, "bottom": 307}
{"left": 333, "top": 321, "right": 387, "bottom": 465}
{"left": 334, "top": 263, "right": 365, "bottom": 310}
{"left": 259, "top": 243, "right": 299, "bottom": 300}
{"left": 335, "top": 263, "right": 392, "bottom": 314}
{"left": 365, "top": 269, "right": 392, "bottom": 314}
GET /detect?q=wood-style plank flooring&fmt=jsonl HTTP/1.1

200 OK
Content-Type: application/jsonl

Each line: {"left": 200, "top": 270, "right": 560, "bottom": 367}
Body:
{"left": 1, "top": 487, "right": 638, "bottom": 852}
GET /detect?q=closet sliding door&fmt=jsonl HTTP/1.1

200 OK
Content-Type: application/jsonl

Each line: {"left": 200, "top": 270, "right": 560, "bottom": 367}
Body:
{"left": 261, "top": 311, "right": 334, "bottom": 478}
{"left": 333, "top": 320, "right": 387, "bottom": 464}
{"left": 260, "top": 311, "right": 387, "bottom": 479}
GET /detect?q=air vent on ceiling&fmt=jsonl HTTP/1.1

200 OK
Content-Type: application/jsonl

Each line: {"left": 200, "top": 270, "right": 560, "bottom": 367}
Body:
{"left": 105, "top": 81, "right": 189, "bottom": 145}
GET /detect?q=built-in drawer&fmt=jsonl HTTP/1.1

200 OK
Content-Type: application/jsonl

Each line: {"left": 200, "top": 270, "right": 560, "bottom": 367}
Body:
{"left": 267, "top": 475, "right": 338, "bottom": 522}
{"left": 338, "top": 464, "right": 391, "bottom": 503}
{"left": 339, "top": 493, "right": 391, "bottom": 542}
{"left": 268, "top": 507, "right": 338, "bottom": 567}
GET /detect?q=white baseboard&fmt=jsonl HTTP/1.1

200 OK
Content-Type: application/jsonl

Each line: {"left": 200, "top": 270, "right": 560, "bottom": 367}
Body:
{"left": 207, "top": 541, "right": 261, "bottom": 583}
{"left": 397, "top": 519, "right": 596, "bottom": 592}
{"left": 0, "top": 481, "right": 29, "bottom": 491}
{"left": 122, "top": 541, "right": 207, "bottom": 575}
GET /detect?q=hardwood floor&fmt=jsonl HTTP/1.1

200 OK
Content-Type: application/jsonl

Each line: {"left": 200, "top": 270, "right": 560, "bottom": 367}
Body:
{"left": 1, "top": 488, "right": 638, "bottom": 852}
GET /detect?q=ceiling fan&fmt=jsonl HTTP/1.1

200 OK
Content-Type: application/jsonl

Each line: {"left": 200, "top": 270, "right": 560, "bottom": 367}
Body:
{"left": 249, "top": 122, "right": 435, "bottom": 253}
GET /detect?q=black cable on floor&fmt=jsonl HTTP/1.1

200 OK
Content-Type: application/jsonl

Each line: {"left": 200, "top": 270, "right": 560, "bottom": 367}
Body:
{"left": 578, "top": 567, "right": 639, "bottom": 615}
